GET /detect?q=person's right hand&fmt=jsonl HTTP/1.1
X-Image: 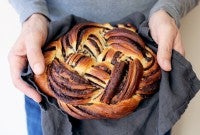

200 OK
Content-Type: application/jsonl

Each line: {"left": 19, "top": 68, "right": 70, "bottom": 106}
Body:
{"left": 149, "top": 10, "right": 185, "bottom": 71}
{"left": 8, "top": 14, "right": 49, "bottom": 102}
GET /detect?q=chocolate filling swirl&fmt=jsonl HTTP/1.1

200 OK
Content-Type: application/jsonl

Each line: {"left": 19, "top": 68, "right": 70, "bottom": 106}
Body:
{"left": 34, "top": 22, "right": 161, "bottom": 119}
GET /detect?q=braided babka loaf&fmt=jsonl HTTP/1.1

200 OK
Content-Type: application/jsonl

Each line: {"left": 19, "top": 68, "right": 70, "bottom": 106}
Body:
{"left": 34, "top": 22, "right": 161, "bottom": 119}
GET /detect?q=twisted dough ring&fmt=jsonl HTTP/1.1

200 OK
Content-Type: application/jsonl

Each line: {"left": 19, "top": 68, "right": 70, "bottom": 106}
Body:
{"left": 34, "top": 22, "right": 161, "bottom": 119}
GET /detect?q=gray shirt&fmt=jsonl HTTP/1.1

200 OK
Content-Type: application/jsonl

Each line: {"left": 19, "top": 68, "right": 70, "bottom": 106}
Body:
{"left": 9, "top": 0, "right": 199, "bottom": 26}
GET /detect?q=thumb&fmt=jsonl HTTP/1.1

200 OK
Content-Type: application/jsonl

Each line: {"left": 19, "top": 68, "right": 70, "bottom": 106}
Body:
{"left": 26, "top": 33, "right": 45, "bottom": 75}
{"left": 156, "top": 32, "right": 174, "bottom": 71}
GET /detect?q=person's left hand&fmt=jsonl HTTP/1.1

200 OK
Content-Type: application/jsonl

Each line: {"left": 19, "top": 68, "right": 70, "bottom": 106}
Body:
{"left": 149, "top": 10, "right": 185, "bottom": 71}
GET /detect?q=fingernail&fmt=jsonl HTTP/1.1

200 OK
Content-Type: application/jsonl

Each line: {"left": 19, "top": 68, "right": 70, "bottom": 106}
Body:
{"left": 33, "top": 63, "right": 44, "bottom": 75}
{"left": 163, "top": 60, "right": 172, "bottom": 71}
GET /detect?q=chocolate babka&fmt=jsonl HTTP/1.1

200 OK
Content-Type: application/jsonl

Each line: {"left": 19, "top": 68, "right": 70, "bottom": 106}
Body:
{"left": 34, "top": 22, "right": 161, "bottom": 119}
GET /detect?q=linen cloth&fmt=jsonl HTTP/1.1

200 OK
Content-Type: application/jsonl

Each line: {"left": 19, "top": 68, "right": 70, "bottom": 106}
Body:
{"left": 22, "top": 12, "right": 200, "bottom": 135}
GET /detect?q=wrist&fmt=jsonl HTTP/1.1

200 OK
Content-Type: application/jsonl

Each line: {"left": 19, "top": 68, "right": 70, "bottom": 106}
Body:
{"left": 22, "top": 13, "right": 49, "bottom": 47}
{"left": 149, "top": 4, "right": 181, "bottom": 27}
{"left": 25, "top": 13, "right": 49, "bottom": 24}
{"left": 149, "top": 10, "right": 176, "bottom": 28}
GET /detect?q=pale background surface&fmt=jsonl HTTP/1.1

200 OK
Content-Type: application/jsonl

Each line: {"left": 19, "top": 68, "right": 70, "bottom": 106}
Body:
{"left": 0, "top": 1, "right": 199, "bottom": 135}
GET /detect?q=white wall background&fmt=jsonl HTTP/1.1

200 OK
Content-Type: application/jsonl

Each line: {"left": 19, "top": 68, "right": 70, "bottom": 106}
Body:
{"left": 0, "top": 0, "right": 27, "bottom": 135}
{"left": 0, "top": 1, "right": 199, "bottom": 135}
{"left": 0, "top": 1, "right": 27, "bottom": 135}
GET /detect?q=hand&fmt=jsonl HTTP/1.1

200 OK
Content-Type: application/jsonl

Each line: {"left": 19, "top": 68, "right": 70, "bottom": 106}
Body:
{"left": 149, "top": 10, "right": 185, "bottom": 71}
{"left": 8, "top": 14, "right": 49, "bottom": 102}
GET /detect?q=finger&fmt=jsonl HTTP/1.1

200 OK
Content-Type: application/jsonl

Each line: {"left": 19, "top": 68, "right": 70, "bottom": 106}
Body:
{"left": 173, "top": 31, "right": 185, "bottom": 56}
{"left": 25, "top": 32, "right": 45, "bottom": 75}
{"left": 8, "top": 52, "right": 42, "bottom": 102}
{"left": 156, "top": 29, "right": 174, "bottom": 71}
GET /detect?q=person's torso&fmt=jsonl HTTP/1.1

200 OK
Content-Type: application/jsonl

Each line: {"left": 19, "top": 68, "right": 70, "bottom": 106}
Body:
{"left": 46, "top": 0, "right": 158, "bottom": 22}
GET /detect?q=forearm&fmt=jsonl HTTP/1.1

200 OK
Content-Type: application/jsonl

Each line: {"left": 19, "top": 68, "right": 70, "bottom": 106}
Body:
{"left": 149, "top": 0, "right": 199, "bottom": 26}
{"left": 9, "top": 0, "right": 50, "bottom": 22}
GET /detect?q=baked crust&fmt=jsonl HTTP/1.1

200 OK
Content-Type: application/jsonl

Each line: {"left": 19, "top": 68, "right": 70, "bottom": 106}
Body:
{"left": 34, "top": 22, "right": 161, "bottom": 119}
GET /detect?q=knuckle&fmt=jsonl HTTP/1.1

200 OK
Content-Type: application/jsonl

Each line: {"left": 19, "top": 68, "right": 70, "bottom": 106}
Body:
{"left": 12, "top": 78, "right": 21, "bottom": 89}
{"left": 12, "top": 77, "right": 26, "bottom": 92}
{"left": 13, "top": 81, "right": 21, "bottom": 90}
